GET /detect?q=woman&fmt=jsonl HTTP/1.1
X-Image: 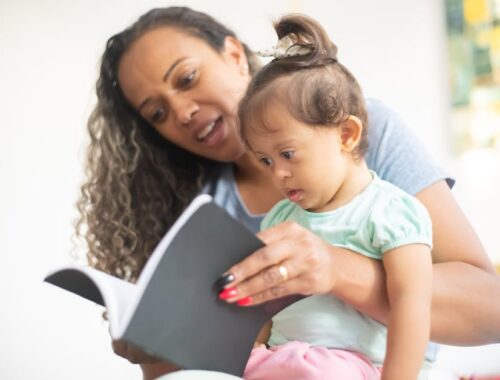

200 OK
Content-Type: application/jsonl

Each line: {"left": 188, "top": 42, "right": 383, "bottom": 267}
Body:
{"left": 77, "top": 6, "right": 500, "bottom": 379}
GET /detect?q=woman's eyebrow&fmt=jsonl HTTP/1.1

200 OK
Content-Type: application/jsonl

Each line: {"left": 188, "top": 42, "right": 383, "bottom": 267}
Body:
{"left": 137, "top": 57, "right": 189, "bottom": 113}
{"left": 138, "top": 98, "right": 153, "bottom": 114}
{"left": 163, "top": 57, "right": 188, "bottom": 82}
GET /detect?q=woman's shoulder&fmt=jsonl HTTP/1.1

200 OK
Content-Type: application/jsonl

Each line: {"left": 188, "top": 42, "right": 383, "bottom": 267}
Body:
{"left": 364, "top": 97, "right": 406, "bottom": 135}
{"left": 363, "top": 98, "right": 454, "bottom": 195}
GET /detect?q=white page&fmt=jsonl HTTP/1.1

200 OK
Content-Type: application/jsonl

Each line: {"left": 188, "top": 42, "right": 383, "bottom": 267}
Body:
{"left": 45, "top": 265, "right": 137, "bottom": 337}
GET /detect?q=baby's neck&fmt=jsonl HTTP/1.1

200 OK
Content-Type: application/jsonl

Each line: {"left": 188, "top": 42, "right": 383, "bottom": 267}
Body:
{"left": 315, "top": 160, "right": 372, "bottom": 213}
{"left": 345, "top": 160, "right": 373, "bottom": 197}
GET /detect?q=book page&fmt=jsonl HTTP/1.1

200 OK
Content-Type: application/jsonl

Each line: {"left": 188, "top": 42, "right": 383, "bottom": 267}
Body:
{"left": 45, "top": 265, "right": 137, "bottom": 337}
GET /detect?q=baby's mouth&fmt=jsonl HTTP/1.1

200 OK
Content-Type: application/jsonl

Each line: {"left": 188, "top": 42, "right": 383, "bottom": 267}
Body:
{"left": 286, "top": 189, "right": 303, "bottom": 202}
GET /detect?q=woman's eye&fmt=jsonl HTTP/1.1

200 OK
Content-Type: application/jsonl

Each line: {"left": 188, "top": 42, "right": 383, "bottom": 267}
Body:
{"left": 259, "top": 157, "right": 272, "bottom": 166}
{"left": 281, "top": 151, "right": 294, "bottom": 160}
{"left": 150, "top": 107, "right": 167, "bottom": 124}
{"left": 178, "top": 70, "right": 196, "bottom": 88}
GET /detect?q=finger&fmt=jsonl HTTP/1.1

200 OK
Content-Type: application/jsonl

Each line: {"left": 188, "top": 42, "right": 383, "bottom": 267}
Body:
{"left": 111, "top": 339, "right": 128, "bottom": 358}
{"left": 112, "top": 339, "right": 158, "bottom": 364}
{"left": 126, "top": 344, "right": 158, "bottom": 364}
{"left": 256, "top": 220, "right": 303, "bottom": 244}
{"left": 227, "top": 258, "right": 299, "bottom": 301}
{"left": 225, "top": 239, "right": 294, "bottom": 288}
{"left": 221, "top": 222, "right": 305, "bottom": 288}
{"left": 239, "top": 277, "right": 306, "bottom": 306}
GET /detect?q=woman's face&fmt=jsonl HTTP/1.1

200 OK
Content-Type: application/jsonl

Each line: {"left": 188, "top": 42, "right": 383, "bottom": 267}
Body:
{"left": 118, "top": 27, "right": 251, "bottom": 162}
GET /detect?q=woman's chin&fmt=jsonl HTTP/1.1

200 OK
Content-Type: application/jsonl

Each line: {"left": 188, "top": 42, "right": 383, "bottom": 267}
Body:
{"left": 214, "top": 144, "right": 247, "bottom": 163}
{"left": 184, "top": 137, "right": 245, "bottom": 163}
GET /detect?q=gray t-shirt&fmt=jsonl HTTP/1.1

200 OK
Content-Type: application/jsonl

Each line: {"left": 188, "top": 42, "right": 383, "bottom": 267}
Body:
{"left": 203, "top": 98, "right": 452, "bottom": 362}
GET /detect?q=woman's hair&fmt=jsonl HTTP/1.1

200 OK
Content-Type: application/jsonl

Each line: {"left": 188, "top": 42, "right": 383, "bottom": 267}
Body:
{"left": 238, "top": 14, "right": 368, "bottom": 159}
{"left": 76, "top": 7, "right": 259, "bottom": 282}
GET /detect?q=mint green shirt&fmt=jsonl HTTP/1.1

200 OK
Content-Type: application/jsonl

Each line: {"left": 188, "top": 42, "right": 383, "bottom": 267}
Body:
{"left": 263, "top": 173, "right": 433, "bottom": 367}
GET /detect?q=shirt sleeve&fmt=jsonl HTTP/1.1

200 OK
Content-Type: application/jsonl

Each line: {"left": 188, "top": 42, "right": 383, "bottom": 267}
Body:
{"left": 364, "top": 98, "right": 455, "bottom": 196}
{"left": 368, "top": 193, "right": 433, "bottom": 254}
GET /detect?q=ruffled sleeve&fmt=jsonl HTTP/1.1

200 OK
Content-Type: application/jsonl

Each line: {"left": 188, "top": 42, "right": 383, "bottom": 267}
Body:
{"left": 368, "top": 193, "right": 433, "bottom": 254}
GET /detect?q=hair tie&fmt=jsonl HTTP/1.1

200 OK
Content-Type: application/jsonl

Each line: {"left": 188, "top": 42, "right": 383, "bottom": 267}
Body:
{"left": 255, "top": 35, "right": 312, "bottom": 59}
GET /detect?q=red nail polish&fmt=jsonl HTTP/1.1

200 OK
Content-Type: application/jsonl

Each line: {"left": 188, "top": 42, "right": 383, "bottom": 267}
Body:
{"left": 219, "top": 287, "right": 238, "bottom": 300}
{"left": 237, "top": 296, "right": 253, "bottom": 306}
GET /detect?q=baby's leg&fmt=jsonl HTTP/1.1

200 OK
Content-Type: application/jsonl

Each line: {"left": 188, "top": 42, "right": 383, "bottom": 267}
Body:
{"left": 245, "top": 341, "right": 381, "bottom": 380}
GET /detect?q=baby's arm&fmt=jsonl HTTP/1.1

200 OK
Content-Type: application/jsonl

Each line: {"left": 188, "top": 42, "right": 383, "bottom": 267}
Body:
{"left": 381, "top": 243, "right": 432, "bottom": 380}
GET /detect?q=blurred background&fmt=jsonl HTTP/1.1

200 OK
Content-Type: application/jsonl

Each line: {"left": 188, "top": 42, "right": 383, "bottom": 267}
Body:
{"left": 1, "top": 0, "right": 499, "bottom": 378}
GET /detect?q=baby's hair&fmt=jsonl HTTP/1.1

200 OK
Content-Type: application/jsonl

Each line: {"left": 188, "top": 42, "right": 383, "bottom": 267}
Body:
{"left": 239, "top": 14, "right": 368, "bottom": 160}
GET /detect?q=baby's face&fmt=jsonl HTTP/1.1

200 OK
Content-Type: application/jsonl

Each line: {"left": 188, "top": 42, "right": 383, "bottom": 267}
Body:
{"left": 246, "top": 104, "right": 351, "bottom": 213}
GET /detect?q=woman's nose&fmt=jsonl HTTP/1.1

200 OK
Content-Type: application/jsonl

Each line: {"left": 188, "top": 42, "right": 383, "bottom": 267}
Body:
{"left": 170, "top": 96, "right": 199, "bottom": 125}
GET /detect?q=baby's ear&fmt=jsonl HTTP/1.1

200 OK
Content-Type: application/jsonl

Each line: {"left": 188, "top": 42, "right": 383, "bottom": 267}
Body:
{"left": 340, "top": 116, "right": 363, "bottom": 153}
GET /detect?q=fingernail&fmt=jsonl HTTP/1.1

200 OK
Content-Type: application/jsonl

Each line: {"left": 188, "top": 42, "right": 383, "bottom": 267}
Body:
{"left": 215, "top": 273, "right": 235, "bottom": 290}
{"left": 237, "top": 296, "right": 253, "bottom": 306}
{"left": 219, "top": 287, "right": 238, "bottom": 300}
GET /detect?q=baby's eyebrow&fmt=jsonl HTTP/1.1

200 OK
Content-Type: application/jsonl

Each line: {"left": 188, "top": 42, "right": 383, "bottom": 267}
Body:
{"left": 273, "top": 139, "right": 297, "bottom": 150}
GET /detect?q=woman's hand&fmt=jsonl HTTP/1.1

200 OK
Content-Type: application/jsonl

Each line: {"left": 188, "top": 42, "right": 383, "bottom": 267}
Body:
{"left": 220, "top": 221, "right": 337, "bottom": 306}
{"left": 111, "top": 339, "right": 161, "bottom": 364}
{"left": 222, "top": 181, "right": 500, "bottom": 344}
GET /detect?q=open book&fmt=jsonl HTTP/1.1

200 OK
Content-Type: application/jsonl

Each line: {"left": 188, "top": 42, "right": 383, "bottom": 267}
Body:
{"left": 45, "top": 194, "right": 302, "bottom": 377}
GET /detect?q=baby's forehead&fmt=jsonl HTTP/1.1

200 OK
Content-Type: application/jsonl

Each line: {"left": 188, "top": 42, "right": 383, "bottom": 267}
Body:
{"left": 246, "top": 122, "right": 299, "bottom": 151}
{"left": 245, "top": 122, "right": 279, "bottom": 144}
{"left": 249, "top": 97, "right": 293, "bottom": 129}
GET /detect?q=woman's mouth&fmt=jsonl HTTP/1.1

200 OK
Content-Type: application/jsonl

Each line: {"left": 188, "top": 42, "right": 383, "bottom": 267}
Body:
{"left": 196, "top": 116, "right": 225, "bottom": 146}
{"left": 286, "top": 189, "right": 303, "bottom": 202}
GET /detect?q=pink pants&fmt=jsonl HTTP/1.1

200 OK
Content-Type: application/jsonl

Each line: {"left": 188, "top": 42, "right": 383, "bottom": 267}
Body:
{"left": 244, "top": 341, "right": 381, "bottom": 380}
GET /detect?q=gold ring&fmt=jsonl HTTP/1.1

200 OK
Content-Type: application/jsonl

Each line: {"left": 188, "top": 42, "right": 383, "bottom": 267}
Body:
{"left": 278, "top": 265, "right": 288, "bottom": 281}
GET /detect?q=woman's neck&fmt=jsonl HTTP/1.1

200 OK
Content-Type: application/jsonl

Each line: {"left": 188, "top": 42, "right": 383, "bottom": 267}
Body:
{"left": 233, "top": 151, "right": 268, "bottom": 182}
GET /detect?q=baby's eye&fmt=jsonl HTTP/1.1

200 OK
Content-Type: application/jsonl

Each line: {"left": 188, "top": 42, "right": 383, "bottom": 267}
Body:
{"left": 259, "top": 157, "right": 273, "bottom": 166}
{"left": 178, "top": 70, "right": 197, "bottom": 88}
{"left": 150, "top": 106, "right": 167, "bottom": 124}
{"left": 281, "top": 151, "right": 294, "bottom": 160}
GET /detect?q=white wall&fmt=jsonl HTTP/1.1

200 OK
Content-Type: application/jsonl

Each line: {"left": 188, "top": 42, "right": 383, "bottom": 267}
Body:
{"left": 0, "top": 0, "right": 498, "bottom": 379}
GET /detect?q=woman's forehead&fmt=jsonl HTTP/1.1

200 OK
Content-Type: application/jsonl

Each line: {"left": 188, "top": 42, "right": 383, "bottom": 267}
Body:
{"left": 117, "top": 27, "right": 220, "bottom": 106}
{"left": 126, "top": 26, "right": 214, "bottom": 60}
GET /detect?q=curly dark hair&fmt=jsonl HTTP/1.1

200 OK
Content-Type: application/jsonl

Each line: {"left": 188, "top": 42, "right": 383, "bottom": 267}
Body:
{"left": 76, "top": 7, "right": 258, "bottom": 282}
{"left": 239, "top": 14, "right": 368, "bottom": 160}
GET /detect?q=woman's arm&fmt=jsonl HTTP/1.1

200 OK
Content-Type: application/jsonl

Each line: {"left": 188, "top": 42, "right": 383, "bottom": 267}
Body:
{"left": 381, "top": 244, "right": 432, "bottom": 380}
{"left": 225, "top": 181, "right": 500, "bottom": 345}
{"left": 417, "top": 180, "right": 500, "bottom": 344}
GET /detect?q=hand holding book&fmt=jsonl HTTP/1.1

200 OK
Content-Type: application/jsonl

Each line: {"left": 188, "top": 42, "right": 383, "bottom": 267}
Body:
{"left": 45, "top": 195, "right": 302, "bottom": 376}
